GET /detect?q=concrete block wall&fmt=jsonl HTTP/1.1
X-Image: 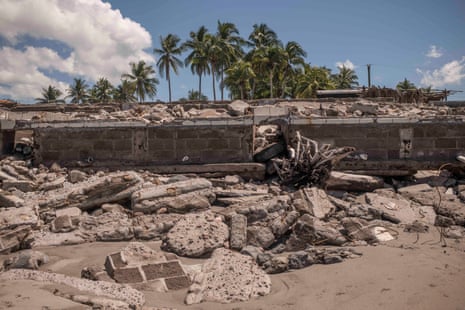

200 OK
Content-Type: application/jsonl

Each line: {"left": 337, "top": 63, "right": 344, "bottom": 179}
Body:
{"left": 34, "top": 123, "right": 253, "bottom": 165}
{"left": 289, "top": 120, "right": 465, "bottom": 162}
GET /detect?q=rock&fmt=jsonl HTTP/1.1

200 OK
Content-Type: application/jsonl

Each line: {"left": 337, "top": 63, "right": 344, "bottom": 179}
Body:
{"left": 133, "top": 189, "right": 213, "bottom": 214}
{"left": 397, "top": 183, "right": 441, "bottom": 206}
{"left": 162, "top": 211, "right": 229, "bottom": 257}
{"left": 2, "top": 180, "right": 35, "bottom": 192}
{"left": 0, "top": 269, "right": 145, "bottom": 308}
{"left": 263, "top": 255, "right": 289, "bottom": 274}
{"left": 185, "top": 248, "right": 271, "bottom": 304}
{"left": 56, "top": 207, "right": 82, "bottom": 218}
{"left": 342, "top": 217, "right": 381, "bottom": 243}
{"left": 132, "top": 214, "right": 181, "bottom": 240}
{"left": 270, "top": 210, "right": 299, "bottom": 238}
{"left": 0, "top": 206, "right": 38, "bottom": 230}
{"left": 286, "top": 214, "right": 346, "bottom": 250}
{"left": 326, "top": 171, "right": 384, "bottom": 192}
{"left": 69, "top": 170, "right": 88, "bottom": 183}
{"left": 227, "top": 100, "right": 250, "bottom": 116}
{"left": 0, "top": 190, "right": 25, "bottom": 208}
{"left": 365, "top": 191, "right": 416, "bottom": 224}
{"left": 51, "top": 215, "right": 78, "bottom": 233}
{"left": 101, "top": 203, "right": 127, "bottom": 214}
{"left": 79, "top": 212, "right": 134, "bottom": 242}
{"left": 230, "top": 214, "right": 247, "bottom": 250}
{"left": 30, "top": 231, "right": 87, "bottom": 247}
{"left": 0, "top": 226, "right": 31, "bottom": 254}
{"left": 444, "top": 226, "right": 465, "bottom": 239}
{"left": 293, "top": 187, "right": 336, "bottom": 218}
{"left": 348, "top": 102, "right": 378, "bottom": 115}
{"left": 288, "top": 251, "right": 314, "bottom": 269}
{"left": 247, "top": 226, "right": 275, "bottom": 249}
{"left": 3, "top": 250, "right": 49, "bottom": 270}
{"left": 240, "top": 245, "right": 264, "bottom": 261}
{"left": 132, "top": 178, "right": 212, "bottom": 206}
{"left": 434, "top": 198, "right": 465, "bottom": 226}
{"left": 39, "top": 176, "right": 66, "bottom": 191}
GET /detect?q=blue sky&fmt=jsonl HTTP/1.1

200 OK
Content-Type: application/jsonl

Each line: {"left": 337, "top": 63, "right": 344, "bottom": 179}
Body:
{"left": 1, "top": 0, "right": 464, "bottom": 102}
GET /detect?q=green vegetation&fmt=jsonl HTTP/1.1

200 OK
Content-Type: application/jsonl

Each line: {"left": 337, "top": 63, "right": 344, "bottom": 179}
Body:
{"left": 396, "top": 78, "right": 416, "bottom": 91}
{"left": 35, "top": 85, "right": 65, "bottom": 103}
{"left": 36, "top": 22, "right": 367, "bottom": 103}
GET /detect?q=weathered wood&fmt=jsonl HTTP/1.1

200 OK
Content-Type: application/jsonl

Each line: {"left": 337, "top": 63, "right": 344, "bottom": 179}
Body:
{"left": 325, "top": 171, "right": 384, "bottom": 192}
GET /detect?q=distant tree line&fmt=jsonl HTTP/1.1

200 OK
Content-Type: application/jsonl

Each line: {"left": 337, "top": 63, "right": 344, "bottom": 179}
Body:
{"left": 36, "top": 22, "right": 425, "bottom": 104}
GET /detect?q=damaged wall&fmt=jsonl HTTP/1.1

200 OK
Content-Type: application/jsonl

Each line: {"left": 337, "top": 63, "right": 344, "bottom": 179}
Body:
{"left": 33, "top": 122, "right": 253, "bottom": 166}
{"left": 289, "top": 119, "right": 465, "bottom": 168}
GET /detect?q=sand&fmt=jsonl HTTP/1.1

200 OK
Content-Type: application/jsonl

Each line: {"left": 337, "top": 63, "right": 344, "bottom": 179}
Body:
{"left": 1, "top": 229, "right": 464, "bottom": 310}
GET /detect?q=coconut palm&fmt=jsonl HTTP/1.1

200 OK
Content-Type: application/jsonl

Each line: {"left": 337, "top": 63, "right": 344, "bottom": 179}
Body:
{"left": 216, "top": 20, "right": 244, "bottom": 100}
{"left": 295, "top": 64, "right": 335, "bottom": 98}
{"left": 122, "top": 60, "right": 159, "bottom": 103}
{"left": 223, "top": 60, "right": 255, "bottom": 100}
{"left": 154, "top": 34, "right": 185, "bottom": 103}
{"left": 187, "top": 89, "right": 208, "bottom": 101}
{"left": 113, "top": 80, "right": 137, "bottom": 103}
{"left": 396, "top": 78, "right": 416, "bottom": 91}
{"left": 205, "top": 33, "right": 223, "bottom": 101}
{"left": 248, "top": 23, "right": 280, "bottom": 49}
{"left": 332, "top": 66, "right": 359, "bottom": 89}
{"left": 280, "top": 41, "right": 307, "bottom": 98}
{"left": 183, "top": 26, "right": 210, "bottom": 100}
{"left": 92, "top": 77, "right": 114, "bottom": 103}
{"left": 35, "top": 85, "right": 65, "bottom": 103}
{"left": 66, "top": 78, "right": 90, "bottom": 104}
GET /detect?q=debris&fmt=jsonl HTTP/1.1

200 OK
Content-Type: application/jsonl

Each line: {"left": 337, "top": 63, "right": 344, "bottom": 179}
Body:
{"left": 185, "top": 248, "right": 271, "bottom": 304}
{"left": 326, "top": 171, "right": 384, "bottom": 192}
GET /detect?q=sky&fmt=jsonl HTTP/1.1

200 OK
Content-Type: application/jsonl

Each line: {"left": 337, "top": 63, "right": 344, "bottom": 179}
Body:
{"left": 1, "top": 0, "right": 464, "bottom": 103}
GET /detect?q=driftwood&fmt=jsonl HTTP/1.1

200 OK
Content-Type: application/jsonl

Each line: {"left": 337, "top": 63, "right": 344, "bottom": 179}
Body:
{"left": 272, "top": 131, "right": 355, "bottom": 187}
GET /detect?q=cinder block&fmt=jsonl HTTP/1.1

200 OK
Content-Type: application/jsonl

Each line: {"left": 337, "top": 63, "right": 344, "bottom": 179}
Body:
{"left": 142, "top": 261, "right": 185, "bottom": 280}
{"left": 113, "top": 267, "right": 144, "bottom": 283}
{"left": 164, "top": 275, "right": 191, "bottom": 290}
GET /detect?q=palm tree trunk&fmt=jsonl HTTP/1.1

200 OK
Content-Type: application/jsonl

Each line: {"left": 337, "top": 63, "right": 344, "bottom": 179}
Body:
{"left": 168, "top": 77, "right": 172, "bottom": 103}
{"left": 269, "top": 70, "right": 273, "bottom": 99}
{"left": 240, "top": 86, "right": 244, "bottom": 100}
{"left": 212, "top": 63, "right": 216, "bottom": 101}
{"left": 220, "top": 67, "right": 224, "bottom": 101}
{"left": 198, "top": 73, "right": 202, "bottom": 100}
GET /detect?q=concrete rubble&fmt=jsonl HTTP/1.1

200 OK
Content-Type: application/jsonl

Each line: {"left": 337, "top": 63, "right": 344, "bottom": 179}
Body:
{"left": 1, "top": 138, "right": 465, "bottom": 307}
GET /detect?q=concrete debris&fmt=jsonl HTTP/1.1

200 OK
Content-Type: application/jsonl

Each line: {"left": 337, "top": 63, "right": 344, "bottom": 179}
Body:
{"left": 162, "top": 211, "right": 229, "bottom": 257}
{"left": 0, "top": 154, "right": 464, "bottom": 307}
{"left": 0, "top": 269, "right": 145, "bottom": 308}
{"left": 185, "top": 248, "right": 271, "bottom": 304}
{"left": 2, "top": 249, "right": 49, "bottom": 270}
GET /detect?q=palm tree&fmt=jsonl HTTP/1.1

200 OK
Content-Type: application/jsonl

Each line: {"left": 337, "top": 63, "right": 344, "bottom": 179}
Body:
{"left": 183, "top": 26, "right": 210, "bottom": 100}
{"left": 396, "top": 78, "right": 416, "bottom": 91}
{"left": 35, "top": 85, "right": 65, "bottom": 103}
{"left": 92, "top": 77, "right": 114, "bottom": 103}
{"left": 122, "top": 60, "right": 159, "bottom": 103}
{"left": 205, "top": 33, "right": 223, "bottom": 101}
{"left": 295, "top": 64, "right": 335, "bottom": 98}
{"left": 332, "top": 66, "right": 359, "bottom": 89}
{"left": 223, "top": 60, "right": 255, "bottom": 100}
{"left": 248, "top": 23, "right": 280, "bottom": 49}
{"left": 187, "top": 89, "right": 208, "bottom": 101}
{"left": 216, "top": 20, "right": 244, "bottom": 100}
{"left": 66, "top": 78, "right": 90, "bottom": 104}
{"left": 113, "top": 80, "right": 137, "bottom": 103}
{"left": 280, "top": 41, "right": 307, "bottom": 98}
{"left": 154, "top": 34, "right": 185, "bottom": 103}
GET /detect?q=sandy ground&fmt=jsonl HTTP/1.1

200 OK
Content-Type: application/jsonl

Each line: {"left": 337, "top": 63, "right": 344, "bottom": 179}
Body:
{"left": 1, "top": 229, "right": 464, "bottom": 310}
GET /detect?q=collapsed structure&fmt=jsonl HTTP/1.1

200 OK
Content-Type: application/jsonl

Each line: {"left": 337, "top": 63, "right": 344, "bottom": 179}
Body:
{"left": 0, "top": 97, "right": 465, "bottom": 308}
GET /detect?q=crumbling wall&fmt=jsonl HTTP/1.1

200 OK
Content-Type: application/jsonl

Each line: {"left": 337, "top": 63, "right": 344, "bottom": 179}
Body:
{"left": 289, "top": 119, "right": 465, "bottom": 163}
{"left": 34, "top": 123, "right": 253, "bottom": 166}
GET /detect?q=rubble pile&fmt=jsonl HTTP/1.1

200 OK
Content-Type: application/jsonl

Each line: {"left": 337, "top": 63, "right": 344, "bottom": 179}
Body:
{"left": 0, "top": 154, "right": 465, "bottom": 307}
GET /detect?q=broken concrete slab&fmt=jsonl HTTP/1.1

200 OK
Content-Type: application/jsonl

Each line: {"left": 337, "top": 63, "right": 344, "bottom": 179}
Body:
{"left": 2, "top": 249, "right": 49, "bottom": 270}
{"left": 2, "top": 180, "right": 35, "bottom": 192}
{"left": 228, "top": 100, "right": 250, "bottom": 116}
{"left": 0, "top": 206, "right": 38, "bottom": 230}
{"left": 365, "top": 191, "right": 416, "bottom": 223}
{"left": 229, "top": 214, "right": 247, "bottom": 250}
{"left": 326, "top": 171, "right": 384, "bottom": 192}
{"left": 0, "top": 225, "right": 31, "bottom": 254}
{"left": 162, "top": 211, "right": 229, "bottom": 257}
{"left": 247, "top": 225, "right": 275, "bottom": 249}
{"left": 185, "top": 248, "right": 271, "bottom": 304}
{"left": 0, "top": 190, "right": 25, "bottom": 208}
{"left": 293, "top": 187, "right": 336, "bottom": 218}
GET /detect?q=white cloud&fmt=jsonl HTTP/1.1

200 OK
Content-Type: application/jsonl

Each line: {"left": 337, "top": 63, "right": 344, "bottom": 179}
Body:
{"left": 0, "top": 0, "right": 154, "bottom": 102}
{"left": 426, "top": 45, "right": 443, "bottom": 58}
{"left": 416, "top": 56, "right": 465, "bottom": 88}
{"left": 335, "top": 60, "right": 356, "bottom": 70}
